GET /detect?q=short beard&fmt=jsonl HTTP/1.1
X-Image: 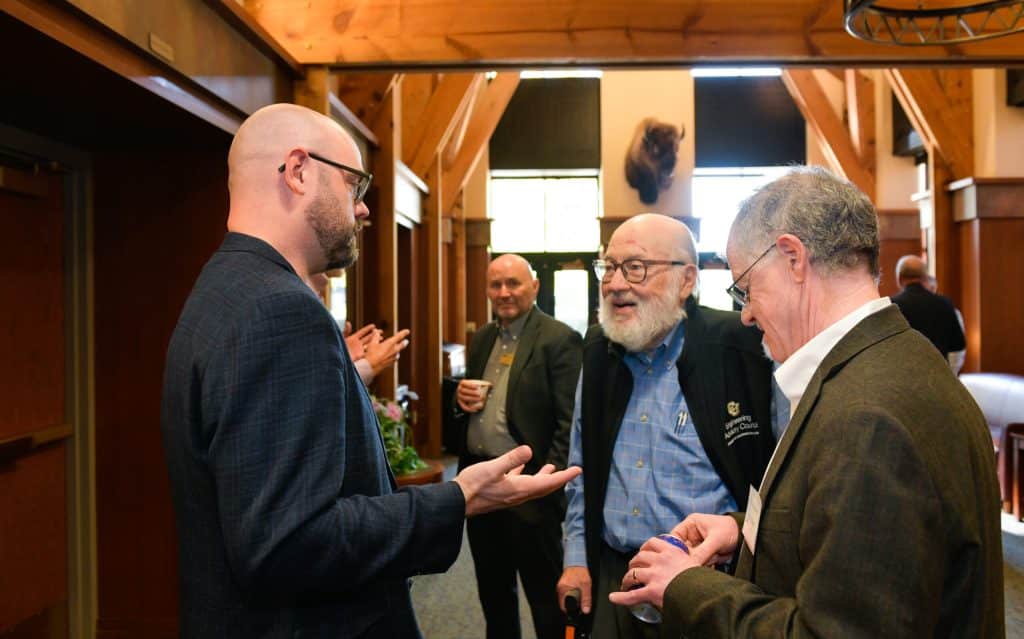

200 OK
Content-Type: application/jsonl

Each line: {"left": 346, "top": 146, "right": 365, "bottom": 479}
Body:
{"left": 307, "top": 174, "right": 359, "bottom": 270}
{"left": 599, "top": 280, "right": 687, "bottom": 353}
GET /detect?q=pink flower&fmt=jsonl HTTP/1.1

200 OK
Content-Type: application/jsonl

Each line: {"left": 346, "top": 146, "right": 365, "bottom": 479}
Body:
{"left": 386, "top": 402, "right": 403, "bottom": 422}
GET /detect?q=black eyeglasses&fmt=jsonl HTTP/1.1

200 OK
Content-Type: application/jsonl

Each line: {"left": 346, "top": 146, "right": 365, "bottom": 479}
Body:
{"left": 278, "top": 152, "right": 373, "bottom": 204}
{"left": 592, "top": 258, "right": 688, "bottom": 284}
{"left": 725, "top": 245, "right": 775, "bottom": 307}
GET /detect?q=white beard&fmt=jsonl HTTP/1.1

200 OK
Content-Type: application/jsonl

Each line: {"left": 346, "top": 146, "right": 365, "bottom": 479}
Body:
{"left": 599, "top": 289, "right": 686, "bottom": 353}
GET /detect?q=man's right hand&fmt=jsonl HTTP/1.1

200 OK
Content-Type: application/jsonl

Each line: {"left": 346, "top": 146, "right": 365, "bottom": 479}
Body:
{"left": 557, "top": 566, "right": 592, "bottom": 614}
{"left": 672, "top": 513, "right": 740, "bottom": 566}
{"left": 456, "top": 379, "right": 486, "bottom": 413}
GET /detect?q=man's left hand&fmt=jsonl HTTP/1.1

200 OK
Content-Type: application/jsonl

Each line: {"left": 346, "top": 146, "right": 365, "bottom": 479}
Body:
{"left": 607, "top": 535, "right": 701, "bottom": 611}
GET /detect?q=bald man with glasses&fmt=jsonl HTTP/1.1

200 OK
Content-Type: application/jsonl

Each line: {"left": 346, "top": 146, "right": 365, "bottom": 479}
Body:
{"left": 556, "top": 214, "right": 777, "bottom": 639}
{"left": 161, "top": 103, "right": 580, "bottom": 639}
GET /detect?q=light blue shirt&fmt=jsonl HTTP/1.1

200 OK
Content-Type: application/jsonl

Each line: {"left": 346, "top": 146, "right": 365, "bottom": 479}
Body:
{"left": 563, "top": 320, "right": 739, "bottom": 568}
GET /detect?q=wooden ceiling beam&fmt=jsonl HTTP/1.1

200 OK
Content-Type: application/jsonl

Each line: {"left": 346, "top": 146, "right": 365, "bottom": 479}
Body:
{"left": 400, "top": 73, "right": 437, "bottom": 158}
{"left": 404, "top": 73, "right": 482, "bottom": 178}
{"left": 884, "top": 69, "right": 974, "bottom": 179}
{"left": 241, "top": 0, "right": 1024, "bottom": 66}
{"left": 782, "top": 69, "right": 876, "bottom": 198}
{"left": 441, "top": 72, "right": 519, "bottom": 215}
{"left": 332, "top": 72, "right": 397, "bottom": 129}
{"left": 440, "top": 76, "right": 481, "bottom": 170}
{"left": 845, "top": 69, "right": 876, "bottom": 177}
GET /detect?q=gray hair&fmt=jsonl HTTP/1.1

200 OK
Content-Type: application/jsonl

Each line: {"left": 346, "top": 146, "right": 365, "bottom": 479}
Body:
{"left": 729, "top": 166, "right": 880, "bottom": 279}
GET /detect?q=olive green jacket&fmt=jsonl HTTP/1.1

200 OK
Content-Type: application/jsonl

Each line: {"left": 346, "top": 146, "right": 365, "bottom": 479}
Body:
{"left": 661, "top": 304, "right": 1004, "bottom": 639}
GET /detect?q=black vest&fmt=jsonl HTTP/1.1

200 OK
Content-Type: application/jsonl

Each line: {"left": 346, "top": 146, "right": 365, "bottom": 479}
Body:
{"left": 578, "top": 298, "right": 775, "bottom": 581}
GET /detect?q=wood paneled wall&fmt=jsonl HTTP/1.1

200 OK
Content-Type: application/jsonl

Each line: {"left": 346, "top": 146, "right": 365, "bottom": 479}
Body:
{"left": 876, "top": 208, "right": 922, "bottom": 298}
{"left": 0, "top": 166, "right": 68, "bottom": 634}
{"left": 92, "top": 148, "right": 230, "bottom": 638}
{"left": 65, "top": 0, "right": 294, "bottom": 114}
{"left": 951, "top": 178, "right": 1024, "bottom": 375}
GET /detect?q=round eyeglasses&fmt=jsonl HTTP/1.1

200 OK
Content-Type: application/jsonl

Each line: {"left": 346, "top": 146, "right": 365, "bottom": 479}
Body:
{"left": 592, "top": 258, "right": 688, "bottom": 284}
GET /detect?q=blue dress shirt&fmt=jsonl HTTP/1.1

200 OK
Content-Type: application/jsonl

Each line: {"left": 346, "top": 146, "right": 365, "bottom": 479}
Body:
{"left": 563, "top": 320, "right": 738, "bottom": 567}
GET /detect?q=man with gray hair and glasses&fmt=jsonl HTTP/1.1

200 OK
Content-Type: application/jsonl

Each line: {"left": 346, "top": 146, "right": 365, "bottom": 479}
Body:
{"left": 557, "top": 213, "right": 777, "bottom": 638}
{"left": 611, "top": 167, "right": 1003, "bottom": 638}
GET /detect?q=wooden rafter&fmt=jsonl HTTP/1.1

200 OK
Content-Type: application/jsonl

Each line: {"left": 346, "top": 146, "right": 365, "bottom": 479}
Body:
{"left": 241, "top": 0, "right": 1024, "bottom": 67}
{"left": 294, "top": 65, "right": 331, "bottom": 114}
{"left": 441, "top": 77, "right": 481, "bottom": 170}
{"left": 400, "top": 73, "right": 437, "bottom": 157}
{"left": 782, "top": 69, "right": 876, "bottom": 198}
{"left": 333, "top": 72, "right": 397, "bottom": 128}
{"left": 441, "top": 72, "right": 519, "bottom": 215}
{"left": 404, "top": 73, "right": 482, "bottom": 178}
{"left": 884, "top": 68, "right": 974, "bottom": 179}
{"left": 845, "top": 69, "right": 876, "bottom": 177}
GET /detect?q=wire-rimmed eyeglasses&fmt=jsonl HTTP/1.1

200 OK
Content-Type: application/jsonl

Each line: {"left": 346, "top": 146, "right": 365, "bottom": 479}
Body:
{"left": 278, "top": 151, "right": 373, "bottom": 204}
{"left": 592, "top": 258, "right": 688, "bottom": 284}
{"left": 725, "top": 245, "right": 775, "bottom": 307}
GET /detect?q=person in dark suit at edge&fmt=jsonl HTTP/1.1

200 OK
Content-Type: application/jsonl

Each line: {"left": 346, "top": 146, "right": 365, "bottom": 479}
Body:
{"left": 557, "top": 214, "right": 777, "bottom": 639}
{"left": 892, "top": 254, "right": 966, "bottom": 373}
{"left": 160, "top": 103, "right": 580, "bottom": 639}
{"left": 453, "top": 253, "right": 583, "bottom": 639}
{"left": 611, "top": 167, "right": 1003, "bottom": 639}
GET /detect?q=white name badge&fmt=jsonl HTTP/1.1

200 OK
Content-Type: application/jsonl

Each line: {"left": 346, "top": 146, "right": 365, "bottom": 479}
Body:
{"left": 742, "top": 485, "right": 763, "bottom": 555}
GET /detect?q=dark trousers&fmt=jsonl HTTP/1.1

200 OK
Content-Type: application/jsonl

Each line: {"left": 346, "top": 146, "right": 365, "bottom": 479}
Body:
{"left": 589, "top": 544, "right": 660, "bottom": 639}
{"left": 466, "top": 504, "right": 564, "bottom": 639}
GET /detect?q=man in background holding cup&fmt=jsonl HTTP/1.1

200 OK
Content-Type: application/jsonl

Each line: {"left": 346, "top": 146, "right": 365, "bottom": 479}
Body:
{"left": 454, "top": 253, "right": 583, "bottom": 639}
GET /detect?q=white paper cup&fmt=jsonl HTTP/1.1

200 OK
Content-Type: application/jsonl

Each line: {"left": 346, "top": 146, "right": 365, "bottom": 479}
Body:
{"left": 463, "top": 379, "right": 493, "bottom": 409}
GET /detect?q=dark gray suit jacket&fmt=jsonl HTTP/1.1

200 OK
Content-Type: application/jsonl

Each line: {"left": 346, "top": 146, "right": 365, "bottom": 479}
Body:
{"left": 661, "top": 305, "right": 1004, "bottom": 638}
{"left": 456, "top": 307, "right": 581, "bottom": 469}
{"left": 161, "top": 233, "right": 465, "bottom": 638}
{"left": 455, "top": 307, "right": 581, "bottom": 519}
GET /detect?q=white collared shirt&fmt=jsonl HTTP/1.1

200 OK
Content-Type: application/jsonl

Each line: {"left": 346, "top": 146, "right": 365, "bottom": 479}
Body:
{"left": 774, "top": 297, "right": 892, "bottom": 423}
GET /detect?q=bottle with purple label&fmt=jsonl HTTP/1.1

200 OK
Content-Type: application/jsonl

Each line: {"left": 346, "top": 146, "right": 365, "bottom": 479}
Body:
{"left": 629, "top": 534, "right": 689, "bottom": 624}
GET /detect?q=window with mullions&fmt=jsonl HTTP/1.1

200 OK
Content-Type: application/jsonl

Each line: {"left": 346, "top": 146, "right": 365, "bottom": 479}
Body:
{"left": 692, "top": 166, "right": 791, "bottom": 311}
{"left": 488, "top": 174, "right": 601, "bottom": 253}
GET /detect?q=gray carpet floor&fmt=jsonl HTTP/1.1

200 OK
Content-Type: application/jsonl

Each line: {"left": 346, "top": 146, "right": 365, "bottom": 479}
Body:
{"left": 412, "top": 460, "right": 1024, "bottom": 638}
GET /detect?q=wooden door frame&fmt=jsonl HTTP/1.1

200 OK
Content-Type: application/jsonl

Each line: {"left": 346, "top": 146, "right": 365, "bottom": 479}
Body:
{"left": 1, "top": 123, "right": 96, "bottom": 639}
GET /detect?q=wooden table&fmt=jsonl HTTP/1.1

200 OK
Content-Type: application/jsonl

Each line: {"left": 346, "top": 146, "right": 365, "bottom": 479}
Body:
{"left": 395, "top": 460, "right": 445, "bottom": 487}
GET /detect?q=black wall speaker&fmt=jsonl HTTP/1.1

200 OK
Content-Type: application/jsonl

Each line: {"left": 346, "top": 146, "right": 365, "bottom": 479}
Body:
{"left": 1007, "top": 69, "right": 1024, "bottom": 107}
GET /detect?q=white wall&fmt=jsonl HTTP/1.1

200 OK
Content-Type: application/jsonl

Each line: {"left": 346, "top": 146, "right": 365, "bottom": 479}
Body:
{"left": 974, "top": 68, "right": 1024, "bottom": 178}
{"left": 873, "top": 70, "right": 918, "bottom": 210}
{"left": 600, "top": 70, "right": 695, "bottom": 218}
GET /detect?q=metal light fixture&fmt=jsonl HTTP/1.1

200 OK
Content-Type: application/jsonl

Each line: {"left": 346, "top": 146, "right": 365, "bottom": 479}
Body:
{"left": 845, "top": 0, "right": 1024, "bottom": 45}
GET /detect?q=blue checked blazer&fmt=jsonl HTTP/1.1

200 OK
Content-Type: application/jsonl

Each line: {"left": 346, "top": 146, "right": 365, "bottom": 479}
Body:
{"left": 161, "top": 233, "right": 465, "bottom": 638}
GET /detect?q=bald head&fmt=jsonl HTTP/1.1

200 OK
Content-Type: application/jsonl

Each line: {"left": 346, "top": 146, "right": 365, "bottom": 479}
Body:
{"left": 488, "top": 254, "right": 536, "bottom": 281}
{"left": 225, "top": 103, "right": 369, "bottom": 279}
{"left": 608, "top": 214, "right": 698, "bottom": 265}
{"left": 896, "top": 255, "right": 927, "bottom": 287}
{"left": 486, "top": 253, "right": 539, "bottom": 325}
{"left": 228, "top": 103, "right": 356, "bottom": 196}
{"left": 600, "top": 214, "right": 698, "bottom": 351}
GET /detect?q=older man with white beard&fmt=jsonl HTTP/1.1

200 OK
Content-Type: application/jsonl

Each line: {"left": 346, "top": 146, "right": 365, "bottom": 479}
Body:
{"left": 556, "top": 214, "right": 777, "bottom": 639}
